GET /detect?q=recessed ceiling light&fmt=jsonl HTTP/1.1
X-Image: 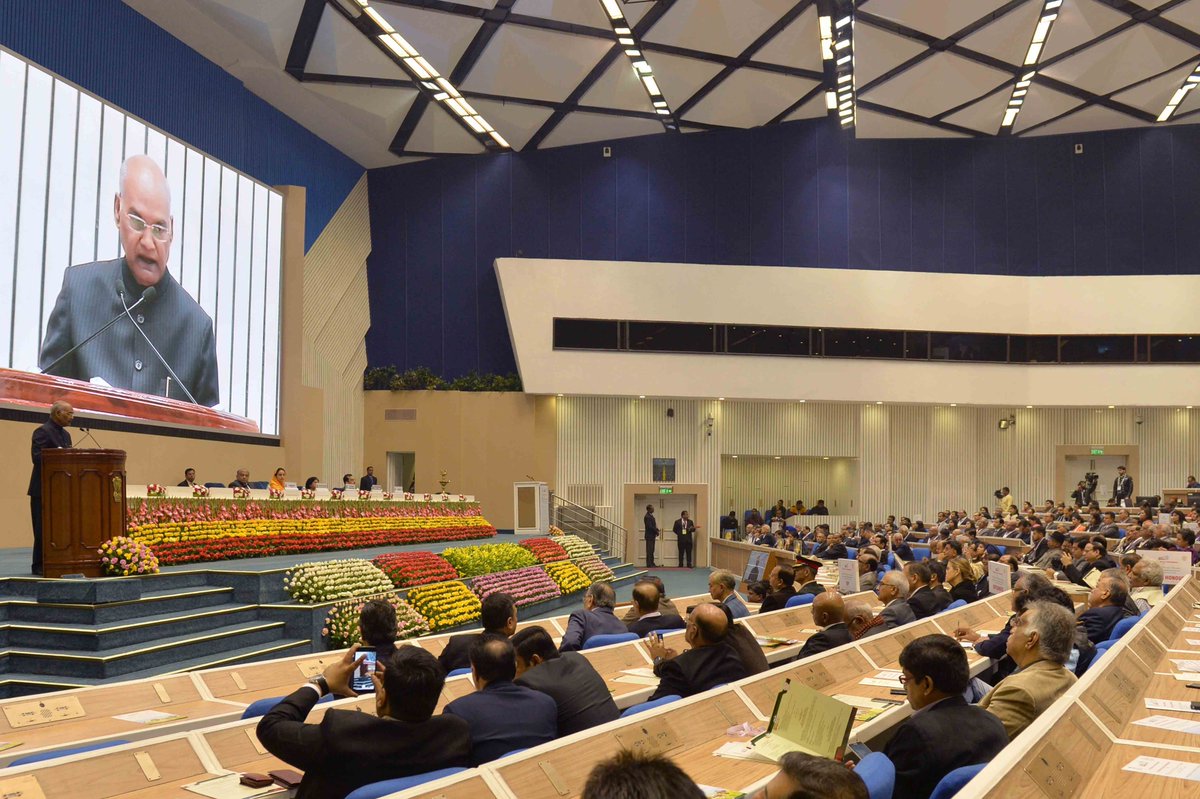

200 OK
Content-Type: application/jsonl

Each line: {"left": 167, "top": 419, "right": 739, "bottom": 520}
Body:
{"left": 1189, "top": 406, "right": 1195, "bottom": 410}
{"left": 718, "top": 397, "right": 725, "bottom": 401}
{"left": 823, "top": 457, "right": 830, "bottom": 460}
{"left": 774, "top": 456, "right": 781, "bottom": 460}
{"left": 731, "top": 455, "right": 738, "bottom": 459}
{"left": 1107, "top": 405, "right": 1116, "bottom": 409}
{"left": 798, "top": 399, "right": 806, "bottom": 403}
{"left": 1026, "top": 405, "right": 1033, "bottom": 409}
{"left": 556, "top": 393, "right": 563, "bottom": 397}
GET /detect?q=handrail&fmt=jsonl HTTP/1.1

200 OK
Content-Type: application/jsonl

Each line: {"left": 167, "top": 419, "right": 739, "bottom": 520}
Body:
{"left": 550, "top": 493, "right": 627, "bottom": 560}
{"left": 551, "top": 494, "right": 628, "bottom": 536}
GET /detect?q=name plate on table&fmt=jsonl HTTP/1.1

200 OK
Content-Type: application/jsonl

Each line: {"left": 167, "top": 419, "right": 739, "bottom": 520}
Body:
{"left": 3, "top": 696, "right": 85, "bottom": 728}
{"left": 0, "top": 775, "right": 46, "bottom": 799}
{"left": 613, "top": 716, "right": 680, "bottom": 757}
{"left": 296, "top": 656, "right": 340, "bottom": 678}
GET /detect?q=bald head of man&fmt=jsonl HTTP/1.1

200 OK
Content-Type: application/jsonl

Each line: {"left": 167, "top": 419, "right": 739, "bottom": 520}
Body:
{"left": 687, "top": 602, "right": 730, "bottom": 648}
{"left": 811, "top": 591, "right": 846, "bottom": 628}
{"left": 114, "top": 155, "right": 173, "bottom": 287}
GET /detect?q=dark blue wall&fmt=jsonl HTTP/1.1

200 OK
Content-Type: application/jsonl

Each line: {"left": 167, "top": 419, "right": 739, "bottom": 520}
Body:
{"left": 0, "top": 0, "right": 362, "bottom": 250}
{"left": 367, "top": 116, "right": 1200, "bottom": 378}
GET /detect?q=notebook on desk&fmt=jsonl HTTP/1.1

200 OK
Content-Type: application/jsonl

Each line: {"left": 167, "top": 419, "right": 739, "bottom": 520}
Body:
{"left": 750, "top": 679, "right": 856, "bottom": 762}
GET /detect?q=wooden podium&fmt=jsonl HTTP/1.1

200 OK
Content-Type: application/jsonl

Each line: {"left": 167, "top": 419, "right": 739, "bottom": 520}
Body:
{"left": 41, "top": 449, "right": 127, "bottom": 578}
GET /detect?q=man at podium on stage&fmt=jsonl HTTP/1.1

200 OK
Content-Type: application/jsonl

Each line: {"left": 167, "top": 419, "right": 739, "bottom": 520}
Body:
{"left": 27, "top": 401, "right": 73, "bottom": 576}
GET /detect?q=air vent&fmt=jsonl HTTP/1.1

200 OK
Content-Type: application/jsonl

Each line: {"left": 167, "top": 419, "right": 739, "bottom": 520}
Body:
{"left": 384, "top": 409, "right": 417, "bottom": 421}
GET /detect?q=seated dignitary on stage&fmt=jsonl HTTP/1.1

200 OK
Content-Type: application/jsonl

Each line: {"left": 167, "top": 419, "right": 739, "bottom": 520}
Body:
{"left": 560, "top": 581, "right": 628, "bottom": 651}
{"left": 438, "top": 592, "right": 517, "bottom": 672}
{"left": 758, "top": 564, "right": 798, "bottom": 613}
{"left": 876, "top": 571, "right": 917, "bottom": 628}
{"left": 883, "top": 635, "right": 1008, "bottom": 799}
{"left": 796, "top": 592, "right": 852, "bottom": 659}
{"left": 749, "top": 752, "right": 868, "bottom": 799}
{"left": 979, "top": 599, "right": 1077, "bottom": 740}
{"left": 846, "top": 601, "right": 888, "bottom": 640}
{"left": 621, "top": 575, "right": 682, "bottom": 623}
{"left": 443, "top": 637, "right": 556, "bottom": 765}
{"left": 581, "top": 751, "right": 704, "bottom": 799}
{"left": 257, "top": 645, "right": 470, "bottom": 799}
{"left": 178, "top": 467, "right": 197, "bottom": 487}
{"left": 38, "top": 155, "right": 219, "bottom": 406}
{"left": 708, "top": 569, "right": 750, "bottom": 618}
{"left": 228, "top": 469, "right": 251, "bottom": 489}
{"left": 627, "top": 581, "right": 687, "bottom": 637}
{"left": 512, "top": 626, "right": 620, "bottom": 736}
{"left": 645, "top": 603, "right": 749, "bottom": 700}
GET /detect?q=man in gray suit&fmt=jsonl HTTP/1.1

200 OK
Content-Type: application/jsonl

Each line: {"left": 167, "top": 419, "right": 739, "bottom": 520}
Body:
{"left": 39, "top": 155, "right": 219, "bottom": 407}
{"left": 877, "top": 571, "right": 917, "bottom": 629}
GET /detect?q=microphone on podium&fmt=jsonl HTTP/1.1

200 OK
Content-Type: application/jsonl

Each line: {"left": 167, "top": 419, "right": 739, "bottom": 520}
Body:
{"left": 116, "top": 281, "right": 199, "bottom": 405}
{"left": 39, "top": 282, "right": 157, "bottom": 377}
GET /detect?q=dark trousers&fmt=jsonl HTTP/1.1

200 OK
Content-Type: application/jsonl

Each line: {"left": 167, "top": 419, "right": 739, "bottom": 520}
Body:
{"left": 677, "top": 535, "right": 694, "bottom": 568}
{"left": 645, "top": 536, "right": 657, "bottom": 567}
{"left": 29, "top": 496, "right": 42, "bottom": 574}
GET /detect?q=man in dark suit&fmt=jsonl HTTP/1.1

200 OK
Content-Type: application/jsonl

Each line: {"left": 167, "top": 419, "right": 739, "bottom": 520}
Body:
{"left": 438, "top": 593, "right": 517, "bottom": 673}
{"left": 229, "top": 469, "right": 251, "bottom": 489}
{"left": 38, "top": 155, "right": 219, "bottom": 407}
{"left": 444, "top": 638, "right": 556, "bottom": 765}
{"left": 27, "top": 401, "right": 73, "bottom": 575}
{"left": 644, "top": 504, "right": 659, "bottom": 567}
{"left": 1059, "top": 539, "right": 1116, "bottom": 588}
{"left": 626, "top": 582, "right": 687, "bottom": 637}
{"left": 1074, "top": 575, "right": 1133, "bottom": 674}
{"left": 877, "top": 572, "right": 917, "bottom": 628}
{"left": 620, "top": 576, "right": 681, "bottom": 623}
{"left": 257, "top": 645, "right": 471, "bottom": 799}
{"left": 177, "top": 467, "right": 197, "bottom": 488}
{"left": 559, "top": 582, "right": 628, "bottom": 651}
{"left": 673, "top": 510, "right": 697, "bottom": 568}
{"left": 1112, "top": 465, "right": 1133, "bottom": 507}
{"left": 796, "top": 592, "right": 852, "bottom": 660}
{"left": 758, "top": 565, "right": 798, "bottom": 613}
{"left": 1022, "top": 526, "right": 1049, "bottom": 565}
{"left": 794, "top": 556, "right": 826, "bottom": 598}
{"left": 814, "top": 532, "right": 849, "bottom": 561}
{"left": 707, "top": 570, "right": 750, "bottom": 619}
{"left": 926, "top": 561, "right": 952, "bottom": 612}
{"left": 883, "top": 635, "right": 1008, "bottom": 799}
{"left": 512, "top": 626, "right": 619, "bottom": 736}
{"left": 645, "top": 604, "right": 749, "bottom": 700}
{"left": 905, "top": 562, "right": 940, "bottom": 619}
{"left": 359, "top": 466, "right": 378, "bottom": 492}
{"left": 890, "top": 532, "right": 915, "bottom": 562}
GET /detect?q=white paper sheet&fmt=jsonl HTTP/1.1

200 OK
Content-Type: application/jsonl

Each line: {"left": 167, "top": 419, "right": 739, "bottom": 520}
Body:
{"left": 832, "top": 694, "right": 893, "bottom": 709}
{"left": 112, "top": 709, "right": 185, "bottom": 725}
{"left": 859, "top": 670, "right": 903, "bottom": 688}
{"left": 712, "top": 741, "right": 775, "bottom": 763}
{"left": 619, "top": 667, "right": 656, "bottom": 678}
{"left": 1171, "top": 659, "right": 1200, "bottom": 673}
{"left": 1132, "top": 714, "right": 1200, "bottom": 734}
{"left": 1145, "top": 699, "right": 1200, "bottom": 714}
{"left": 612, "top": 675, "right": 661, "bottom": 686}
{"left": 1123, "top": 755, "right": 1200, "bottom": 782}
{"left": 183, "top": 774, "right": 286, "bottom": 799}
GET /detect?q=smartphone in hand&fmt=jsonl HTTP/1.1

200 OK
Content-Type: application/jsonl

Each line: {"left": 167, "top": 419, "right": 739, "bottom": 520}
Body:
{"left": 351, "top": 646, "right": 378, "bottom": 693}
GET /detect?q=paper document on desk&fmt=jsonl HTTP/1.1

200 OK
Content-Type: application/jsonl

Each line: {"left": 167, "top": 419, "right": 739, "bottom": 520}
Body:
{"left": 613, "top": 675, "right": 661, "bottom": 686}
{"left": 698, "top": 786, "right": 745, "bottom": 799}
{"left": 1132, "top": 715, "right": 1200, "bottom": 734}
{"left": 1171, "top": 659, "right": 1200, "bottom": 673}
{"left": 113, "top": 709, "right": 186, "bottom": 725}
{"left": 620, "top": 667, "right": 656, "bottom": 678}
{"left": 1146, "top": 699, "right": 1200, "bottom": 714}
{"left": 712, "top": 741, "right": 775, "bottom": 764}
{"left": 1123, "top": 755, "right": 1200, "bottom": 783}
{"left": 750, "top": 680, "right": 856, "bottom": 762}
{"left": 755, "top": 636, "right": 801, "bottom": 648}
{"left": 184, "top": 774, "right": 287, "bottom": 798}
{"left": 859, "top": 670, "right": 903, "bottom": 688}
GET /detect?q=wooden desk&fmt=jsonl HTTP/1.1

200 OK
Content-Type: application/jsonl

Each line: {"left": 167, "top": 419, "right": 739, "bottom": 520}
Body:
{"left": 978, "top": 535, "right": 1030, "bottom": 554}
{"left": 384, "top": 770, "right": 510, "bottom": 799}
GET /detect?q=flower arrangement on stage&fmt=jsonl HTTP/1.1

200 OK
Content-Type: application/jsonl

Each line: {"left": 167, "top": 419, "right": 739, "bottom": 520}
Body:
{"left": 404, "top": 493, "right": 414, "bottom": 501}
{"left": 572, "top": 554, "right": 616, "bottom": 583}
{"left": 544, "top": 561, "right": 592, "bottom": 594}
{"left": 98, "top": 536, "right": 160, "bottom": 577}
{"left": 382, "top": 492, "right": 394, "bottom": 501}
{"left": 406, "top": 581, "right": 481, "bottom": 631}
{"left": 358, "top": 490, "right": 373, "bottom": 500}
{"left": 283, "top": 559, "right": 395, "bottom": 604}
{"left": 548, "top": 525, "right": 564, "bottom": 537}
{"left": 440, "top": 493, "right": 450, "bottom": 502}
{"left": 300, "top": 489, "right": 316, "bottom": 500}
{"left": 372, "top": 551, "right": 458, "bottom": 588}
{"left": 268, "top": 488, "right": 285, "bottom": 499}
{"left": 146, "top": 484, "right": 166, "bottom": 498}
{"left": 471, "top": 566, "right": 561, "bottom": 608}
{"left": 323, "top": 594, "right": 429, "bottom": 648}
{"left": 556, "top": 535, "right": 596, "bottom": 560}
{"left": 232, "top": 486, "right": 251, "bottom": 499}
{"left": 329, "top": 489, "right": 344, "bottom": 500}
{"left": 440, "top": 543, "right": 537, "bottom": 578}
{"left": 423, "top": 493, "right": 432, "bottom": 501}
{"left": 519, "top": 537, "right": 569, "bottom": 563}
{"left": 191, "top": 485, "right": 209, "bottom": 498}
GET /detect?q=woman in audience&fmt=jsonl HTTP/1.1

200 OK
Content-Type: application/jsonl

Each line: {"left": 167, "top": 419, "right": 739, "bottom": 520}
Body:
{"left": 944, "top": 557, "right": 978, "bottom": 604}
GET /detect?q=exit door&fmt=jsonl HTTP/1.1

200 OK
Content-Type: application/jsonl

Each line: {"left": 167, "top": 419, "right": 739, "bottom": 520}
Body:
{"left": 1064, "top": 455, "right": 1127, "bottom": 504}
{"left": 634, "top": 494, "right": 696, "bottom": 567}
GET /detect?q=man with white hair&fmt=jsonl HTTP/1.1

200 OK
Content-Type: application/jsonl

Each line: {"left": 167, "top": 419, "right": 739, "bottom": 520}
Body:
{"left": 1128, "top": 559, "right": 1165, "bottom": 613}
{"left": 877, "top": 571, "right": 916, "bottom": 628}
{"left": 39, "top": 154, "right": 220, "bottom": 406}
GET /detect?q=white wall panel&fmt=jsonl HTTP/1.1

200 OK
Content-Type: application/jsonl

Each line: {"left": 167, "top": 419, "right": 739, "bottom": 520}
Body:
{"left": 720, "top": 456, "right": 857, "bottom": 517}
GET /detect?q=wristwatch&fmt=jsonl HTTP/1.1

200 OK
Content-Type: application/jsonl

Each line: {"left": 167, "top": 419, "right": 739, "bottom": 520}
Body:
{"left": 307, "top": 675, "right": 329, "bottom": 697}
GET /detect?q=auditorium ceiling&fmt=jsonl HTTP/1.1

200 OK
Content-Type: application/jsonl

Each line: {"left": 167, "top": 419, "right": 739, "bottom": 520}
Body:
{"left": 124, "top": 0, "right": 1200, "bottom": 167}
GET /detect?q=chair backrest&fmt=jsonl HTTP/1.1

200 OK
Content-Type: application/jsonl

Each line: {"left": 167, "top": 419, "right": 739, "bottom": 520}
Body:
{"left": 929, "top": 763, "right": 987, "bottom": 799}
{"left": 911, "top": 546, "right": 931, "bottom": 561}
{"left": 620, "top": 694, "right": 681, "bottom": 718}
{"left": 9, "top": 739, "right": 131, "bottom": 767}
{"left": 447, "top": 667, "right": 472, "bottom": 677}
{"left": 942, "top": 599, "right": 968, "bottom": 613}
{"left": 583, "top": 632, "right": 638, "bottom": 650}
{"left": 203, "top": 482, "right": 224, "bottom": 488}
{"left": 242, "top": 692, "right": 335, "bottom": 719}
{"left": 1082, "top": 643, "right": 1113, "bottom": 674}
{"left": 249, "top": 481, "right": 270, "bottom": 489}
{"left": 784, "top": 593, "right": 815, "bottom": 608}
{"left": 1109, "top": 615, "right": 1139, "bottom": 641}
{"left": 846, "top": 546, "right": 858, "bottom": 559}
{"left": 887, "top": 551, "right": 897, "bottom": 569}
{"left": 856, "top": 752, "right": 896, "bottom": 799}
{"left": 345, "top": 767, "right": 468, "bottom": 799}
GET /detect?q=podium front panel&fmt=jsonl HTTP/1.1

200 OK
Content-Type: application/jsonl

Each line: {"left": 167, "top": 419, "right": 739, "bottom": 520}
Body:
{"left": 41, "top": 449, "right": 127, "bottom": 578}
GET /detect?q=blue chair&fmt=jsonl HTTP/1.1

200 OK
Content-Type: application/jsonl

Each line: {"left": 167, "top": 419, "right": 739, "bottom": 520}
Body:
{"left": 1108, "top": 615, "right": 1140, "bottom": 642}
{"left": 249, "top": 481, "right": 270, "bottom": 489}
{"left": 887, "top": 552, "right": 897, "bottom": 570}
{"left": 447, "top": 667, "right": 472, "bottom": 677}
{"left": 929, "top": 763, "right": 987, "bottom": 799}
{"left": 1081, "top": 643, "right": 1114, "bottom": 674}
{"left": 621, "top": 694, "right": 681, "bottom": 717}
{"left": 345, "top": 768, "right": 468, "bottom": 799}
{"left": 993, "top": 545, "right": 1007, "bottom": 556}
{"left": 241, "top": 692, "right": 335, "bottom": 720}
{"left": 856, "top": 752, "right": 896, "bottom": 799}
{"left": 785, "top": 593, "right": 815, "bottom": 608}
{"left": 583, "top": 632, "right": 638, "bottom": 649}
{"left": 846, "top": 546, "right": 858, "bottom": 559}
{"left": 10, "top": 739, "right": 131, "bottom": 767}
{"left": 911, "top": 546, "right": 931, "bottom": 561}
{"left": 940, "top": 599, "right": 968, "bottom": 614}
{"left": 203, "top": 482, "right": 224, "bottom": 488}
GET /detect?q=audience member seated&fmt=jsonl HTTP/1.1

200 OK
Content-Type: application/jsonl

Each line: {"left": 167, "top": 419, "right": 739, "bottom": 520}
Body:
{"left": 758, "top": 565, "right": 798, "bottom": 613}
{"left": 443, "top": 638, "right": 557, "bottom": 765}
{"left": 945, "top": 556, "right": 979, "bottom": 604}
{"left": 1074, "top": 574, "right": 1134, "bottom": 675}
{"left": 620, "top": 576, "right": 681, "bottom": 623}
{"left": 257, "top": 645, "right": 470, "bottom": 799}
{"left": 979, "top": 599, "right": 1077, "bottom": 740}
{"left": 814, "top": 532, "right": 848, "bottom": 560}
{"left": 808, "top": 499, "right": 831, "bottom": 516}
{"left": 877, "top": 571, "right": 916, "bottom": 628}
{"left": 358, "top": 598, "right": 399, "bottom": 660}
{"left": 178, "top": 467, "right": 197, "bottom": 487}
{"left": 1022, "top": 526, "right": 1048, "bottom": 565}
{"left": 857, "top": 553, "right": 878, "bottom": 591}
{"left": 1060, "top": 539, "right": 1116, "bottom": 587}
{"left": 581, "top": 751, "right": 704, "bottom": 799}
{"left": 627, "top": 582, "right": 686, "bottom": 637}
{"left": 926, "top": 560, "right": 952, "bottom": 612}
{"left": 718, "top": 603, "right": 770, "bottom": 676}
{"left": 561, "top": 581, "right": 628, "bottom": 651}
{"left": 749, "top": 751, "right": 867, "bottom": 799}
{"left": 796, "top": 592, "right": 852, "bottom": 659}
{"left": 708, "top": 569, "right": 750, "bottom": 618}
{"left": 891, "top": 532, "right": 915, "bottom": 562}
{"left": 438, "top": 592, "right": 517, "bottom": 672}
{"left": 883, "top": 635, "right": 1008, "bottom": 799}
{"left": 645, "top": 604, "right": 749, "bottom": 700}
{"left": 511, "top": 626, "right": 620, "bottom": 736}
{"left": 228, "top": 468, "right": 251, "bottom": 489}
{"left": 794, "top": 556, "right": 825, "bottom": 598}
{"left": 1032, "top": 531, "right": 1065, "bottom": 569}
{"left": 846, "top": 600, "right": 887, "bottom": 640}
{"left": 955, "top": 572, "right": 1061, "bottom": 683}
{"left": 746, "top": 580, "right": 770, "bottom": 606}
{"left": 1129, "top": 558, "right": 1165, "bottom": 613}
{"left": 904, "top": 562, "right": 940, "bottom": 618}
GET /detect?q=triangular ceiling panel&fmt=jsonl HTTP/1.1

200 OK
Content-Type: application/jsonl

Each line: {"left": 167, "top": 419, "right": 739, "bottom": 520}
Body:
{"left": 1112, "top": 64, "right": 1196, "bottom": 115}
{"left": 539, "top": 111, "right": 665, "bottom": 149}
{"left": 1162, "top": 0, "right": 1200, "bottom": 33}
{"left": 1025, "top": 104, "right": 1147, "bottom": 136}
{"left": 371, "top": 4, "right": 483, "bottom": 77}
{"left": 459, "top": 23, "right": 613, "bottom": 102}
{"left": 855, "top": 107, "right": 971, "bottom": 139}
{"left": 580, "top": 57, "right": 658, "bottom": 114}
{"left": 1040, "top": 23, "right": 1195, "bottom": 98}
{"left": 782, "top": 92, "right": 828, "bottom": 123}
{"left": 406, "top": 106, "right": 487, "bottom": 154}
{"left": 305, "top": 84, "right": 418, "bottom": 139}
{"left": 511, "top": 0, "right": 613, "bottom": 29}
{"left": 852, "top": 21, "right": 930, "bottom": 89}
{"left": 861, "top": 51, "right": 1010, "bottom": 119}
{"left": 464, "top": 99, "right": 556, "bottom": 152}
{"left": 1011, "top": 83, "right": 1084, "bottom": 133}
{"left": 939, "top": 87, "right": 1014, "bottom": 135}
{"left": 683, "top": 68, "right": 819, "bottom": 127}
{"left": 957, "top": 0, "right": 1045, "bottom": 66}
{"left": 638, "top": 51, "right": 725, "bottom": 110}
{"left": 1037, "top": 0, "right": 1128, "bottom": 62}
{"left": 189, "top": 0, "right": 303, "bottom": 67}
{"left": 307, "top": 7, "right": 403, "bottom": 81}
{"left": 643, "top": 0, "right": 800, "bottom": 58}
{"left": 862, "top": 0, "right": 1012, "bottom": 40}
{"left": 750, "top": 5, "right": 822, "bottom": 73}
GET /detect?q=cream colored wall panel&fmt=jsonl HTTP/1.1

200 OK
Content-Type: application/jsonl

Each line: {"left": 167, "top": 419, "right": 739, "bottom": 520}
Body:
{"left": 719, "top": 456, "right": 857, "bottom": 517}
{"left": 1134, "top": 406, "right": 1191, "bottom": 496}
{"left": 721, "top": 402, "right": 858, "bottom": 456}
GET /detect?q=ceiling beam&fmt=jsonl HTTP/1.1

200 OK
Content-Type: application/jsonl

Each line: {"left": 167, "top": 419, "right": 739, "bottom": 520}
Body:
{"left": 285, "top": 0, "right": 327, "bottom": 77}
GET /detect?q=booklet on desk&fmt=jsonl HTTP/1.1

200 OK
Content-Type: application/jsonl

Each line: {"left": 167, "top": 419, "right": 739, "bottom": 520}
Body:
{"left": 750, "top": 679, "right": 856, "bottom": 762}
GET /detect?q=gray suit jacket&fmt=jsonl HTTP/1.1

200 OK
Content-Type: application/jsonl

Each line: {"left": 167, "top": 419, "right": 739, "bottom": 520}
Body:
{"left": 39, "top": 258, "right": 220, "bottom": 407}
{"left": 880, "top": 599, "right": 917, "bottom": 629}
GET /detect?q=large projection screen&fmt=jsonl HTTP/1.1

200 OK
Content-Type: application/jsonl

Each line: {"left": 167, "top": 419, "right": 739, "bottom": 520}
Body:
{"left": 0, "top": 47, "right": 282, "bottom": 435}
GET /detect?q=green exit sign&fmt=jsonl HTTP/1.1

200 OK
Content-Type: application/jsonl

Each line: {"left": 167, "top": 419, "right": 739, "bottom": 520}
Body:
{"left": 659, "top": 486, "right": 673, "bottom": 494}
{"left": 1090, "top": 448, "right": 1104, "bottom": 455}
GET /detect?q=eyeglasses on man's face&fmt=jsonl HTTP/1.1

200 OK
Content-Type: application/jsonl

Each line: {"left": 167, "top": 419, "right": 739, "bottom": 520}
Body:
{"left": 125, "top": 212, "right": 171, "bottom": 242}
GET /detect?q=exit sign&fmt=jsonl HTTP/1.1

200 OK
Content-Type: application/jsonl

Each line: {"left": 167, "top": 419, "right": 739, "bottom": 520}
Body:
{"left": 659, "top": 486, "right": 673, "bottom": 494}
{"left": 1090, "top": 448, "right": 1104, "bottom": 455}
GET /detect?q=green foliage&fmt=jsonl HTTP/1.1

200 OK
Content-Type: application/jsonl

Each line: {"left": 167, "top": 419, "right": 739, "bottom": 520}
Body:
{"left": 440, "top": 543, "right": 538, "bottom": 578}
{"left": 363, "top": 366, "right": 521, "bottom": 392}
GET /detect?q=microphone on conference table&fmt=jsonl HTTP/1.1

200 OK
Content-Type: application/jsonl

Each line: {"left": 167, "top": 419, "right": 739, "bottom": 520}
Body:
{"left": 39, "top": 284, "right": 158, "bottom": 378}
{"left": 116, "top": 281, "right": 199, "bottom": 405}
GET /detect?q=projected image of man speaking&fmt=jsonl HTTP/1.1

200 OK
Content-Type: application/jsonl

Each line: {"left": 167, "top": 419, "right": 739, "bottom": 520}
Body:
{"left": 38, "top": 154, "right": 220, "bottom": 407}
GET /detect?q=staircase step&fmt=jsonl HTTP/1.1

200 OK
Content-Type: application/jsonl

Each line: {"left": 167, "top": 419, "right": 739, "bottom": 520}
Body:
{"left": 130, "top": 638, "right": 313, "bottom": 680}
{"left": 5, "top": 586, "right": 235, "bottom": 624}
{"left": 0, "top": 604, "right": 261, "bottom": 651}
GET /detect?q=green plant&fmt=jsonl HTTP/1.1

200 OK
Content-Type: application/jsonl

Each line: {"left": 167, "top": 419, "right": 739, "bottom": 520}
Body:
{"left": 363, "top": 366, "right": 399, "bottom": 390}
{"left": 363, "top": 366, "right": 522, "bottom": 392}
{"left": 323, "top": 594, "right": 429, "bottom": 648}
